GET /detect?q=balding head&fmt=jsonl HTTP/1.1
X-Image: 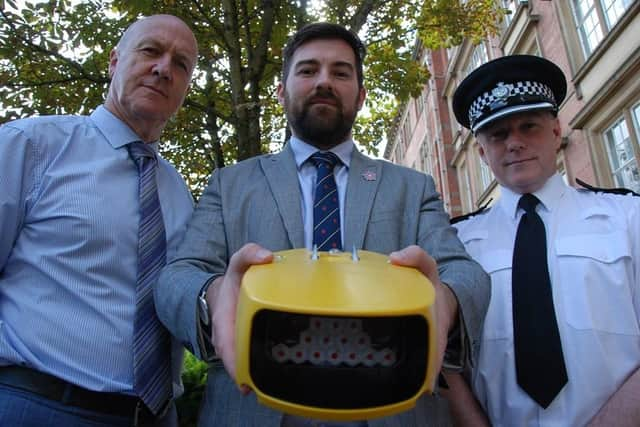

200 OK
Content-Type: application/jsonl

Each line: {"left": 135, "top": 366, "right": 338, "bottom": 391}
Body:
{"left": 105, "top": 14, "right": 198, "bottom": 142}
{"left": 117, "top": 14, "right": 198, "bottom": 56}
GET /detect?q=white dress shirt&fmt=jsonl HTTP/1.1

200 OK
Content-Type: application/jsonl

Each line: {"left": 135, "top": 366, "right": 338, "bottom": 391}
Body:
{"left": 454, "top": 174, "right": 640, "bottom": 426}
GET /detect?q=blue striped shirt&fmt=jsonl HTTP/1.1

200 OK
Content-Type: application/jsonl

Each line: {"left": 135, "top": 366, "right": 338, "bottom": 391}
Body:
{"left": 0, "top": 106, "right": 193, "bottom": 393}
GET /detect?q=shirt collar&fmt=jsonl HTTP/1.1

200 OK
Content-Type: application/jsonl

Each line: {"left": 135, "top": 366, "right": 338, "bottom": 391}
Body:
{"left": 498, "top": 173, "right": 567, "bottom": 219}
{"left": 90, "top": 105, "right": 160, "bottom": 152}
{"left": 289, "top": 136, "right": 354, "bottom": 170}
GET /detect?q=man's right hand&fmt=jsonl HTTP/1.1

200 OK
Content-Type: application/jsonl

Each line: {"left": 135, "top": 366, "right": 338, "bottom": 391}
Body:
{"left": 388, "top": 245, "right": 458, "bottom": 383}
{"left": 206, "top": 243, "right": 273, "bottom": 392}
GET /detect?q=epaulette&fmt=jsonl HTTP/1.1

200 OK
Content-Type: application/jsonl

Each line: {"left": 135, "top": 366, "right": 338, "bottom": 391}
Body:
{"left": 450, "top": 199, "right": 492, "bottom": 225}
{"left": 576, "top": 178, "right": 640, "bottom": 197}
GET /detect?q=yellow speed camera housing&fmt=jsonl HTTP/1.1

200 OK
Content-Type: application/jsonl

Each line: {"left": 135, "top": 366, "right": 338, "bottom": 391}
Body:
{"left": 235, "top": 248, "right": 437, "bottom": 421}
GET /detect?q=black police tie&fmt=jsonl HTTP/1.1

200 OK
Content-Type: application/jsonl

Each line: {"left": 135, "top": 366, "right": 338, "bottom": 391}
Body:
{"left": 512, "top": 193, "right": 567, "bottom": 408}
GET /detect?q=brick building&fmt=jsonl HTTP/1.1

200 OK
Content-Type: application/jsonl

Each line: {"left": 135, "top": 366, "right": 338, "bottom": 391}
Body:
{"left": 385, "top": 0, "right": 640, "bottom": 217}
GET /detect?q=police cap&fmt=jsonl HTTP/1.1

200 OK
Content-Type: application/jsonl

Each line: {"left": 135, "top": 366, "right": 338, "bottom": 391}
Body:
{"left": 452, "top": 55, "right": 567, "bottom": 133}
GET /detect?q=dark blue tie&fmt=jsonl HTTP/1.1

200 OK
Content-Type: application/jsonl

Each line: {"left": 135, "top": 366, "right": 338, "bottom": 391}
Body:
{"left": 128, "top": 142, "right": 172, "bottom": 414}
{"left": 512, "top": 194, "right": 567, "bottom": 408}
{"left": 311, "top": 152, "right": 342, "bottom": 251}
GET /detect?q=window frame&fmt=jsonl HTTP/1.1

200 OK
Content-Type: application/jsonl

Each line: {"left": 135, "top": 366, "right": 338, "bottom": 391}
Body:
{"left": 600, "top": 102, "right": 640, "bottom": 192}
{"left": 570, "top": 0, "right": 635, "bottom": 58}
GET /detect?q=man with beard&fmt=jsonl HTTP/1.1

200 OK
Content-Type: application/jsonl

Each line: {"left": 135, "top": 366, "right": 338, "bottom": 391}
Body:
{"left": 155, "top": 22, "right": 489, "bottom": 426}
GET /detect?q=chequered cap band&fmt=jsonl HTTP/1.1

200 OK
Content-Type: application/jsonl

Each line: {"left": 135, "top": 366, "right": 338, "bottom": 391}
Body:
{"left": 468, "top": 80, "right": 557, "bottom": 128}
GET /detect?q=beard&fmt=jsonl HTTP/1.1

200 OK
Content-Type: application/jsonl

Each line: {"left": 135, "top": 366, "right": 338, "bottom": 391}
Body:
{"left": 284, "top": 88, "right": 359, "bottom": 149}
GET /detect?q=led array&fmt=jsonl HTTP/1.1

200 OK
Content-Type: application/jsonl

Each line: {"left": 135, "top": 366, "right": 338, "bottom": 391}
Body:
{"left": 270, "top": 317, "right": 397, "bottom": 367}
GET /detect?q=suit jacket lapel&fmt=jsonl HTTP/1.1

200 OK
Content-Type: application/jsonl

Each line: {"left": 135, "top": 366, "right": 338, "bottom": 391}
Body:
{"left": 344, "top": 149, "right": 381, "bottom": 250}
{"left": 260, "top": 144, "right": 305, "bottom": 248}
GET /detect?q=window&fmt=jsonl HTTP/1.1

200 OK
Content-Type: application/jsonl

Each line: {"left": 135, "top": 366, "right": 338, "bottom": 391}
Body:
{"left": 501, "top": 0, "right": 520, "bottom": 28}
{"left": 557, "top": 157, "right": 569, "bottom": 185}
{"left": 402, "top": 119, "right": 412, "bottom": 148}
{"left": 415, "top": 87, "right": 426, "bottom": 117}
{"left": 445, "top": 46, "right": 456, "bottom": 62}
{"left": 604, "top": 115, "right": 640, "bottom": 193}
{"left": 458, "top": 159, "right": 474, "bottom": 213}
{"left": 602, "top": 0, "right": 634, "bottom": 28}
{"left": 420, "top": 137, "right": 435, "bottom": 176}
{"left": 572, "top": 0, "right": 634, "bottom": 56}
{"left": 464, "top": 43, "right": 489, "bottom": 77}
{"left": 478, "top": 157, "right": 494, "bottom": 192}
{"left": 633, "top": 103, "right": 640, "bottom": 135}
{"left": 394, "top": 137, "right": 405, "bottom": 162}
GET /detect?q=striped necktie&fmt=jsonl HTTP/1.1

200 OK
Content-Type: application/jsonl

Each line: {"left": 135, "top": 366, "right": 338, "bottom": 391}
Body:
{"left": 311, "top": 151, "right": 342, "bottom": 251}
{"left": 128, "top": 142, "right": 172, "bottom": 414}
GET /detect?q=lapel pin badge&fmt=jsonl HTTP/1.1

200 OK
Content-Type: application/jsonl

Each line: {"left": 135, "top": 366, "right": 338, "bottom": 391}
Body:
{"left": 362, "top": 170, "right": 376, "bottom": 181}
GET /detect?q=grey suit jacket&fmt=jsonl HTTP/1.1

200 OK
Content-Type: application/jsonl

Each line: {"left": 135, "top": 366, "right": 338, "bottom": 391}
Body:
{"left": 156, "top": 144, "right": 489, "bottom": 426}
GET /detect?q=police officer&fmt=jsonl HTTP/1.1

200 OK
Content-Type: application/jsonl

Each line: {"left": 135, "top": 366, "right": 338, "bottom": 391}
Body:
{"left": 446, "top": 55, "right": 640, "bottom": 426}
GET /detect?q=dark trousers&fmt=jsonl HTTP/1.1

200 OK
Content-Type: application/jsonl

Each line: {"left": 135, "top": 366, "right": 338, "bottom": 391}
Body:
{"left": 0, "top": 366, "right": 177, "bottom": 427}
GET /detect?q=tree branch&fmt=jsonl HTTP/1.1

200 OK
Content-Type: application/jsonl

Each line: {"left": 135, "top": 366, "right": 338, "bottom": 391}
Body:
{"left": 1, "top": 9, "right": 107, "bottom": 84}
{"left": 2, "top": 75, "right": 109, "bottom": 88}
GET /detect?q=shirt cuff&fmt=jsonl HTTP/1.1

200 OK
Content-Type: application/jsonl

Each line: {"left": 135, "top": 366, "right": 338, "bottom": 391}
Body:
{"left": 196, "top": 276, "right": 221, "bottom": 362}
{"left": 442, "top": 310, "right": 469, "bottom": 372}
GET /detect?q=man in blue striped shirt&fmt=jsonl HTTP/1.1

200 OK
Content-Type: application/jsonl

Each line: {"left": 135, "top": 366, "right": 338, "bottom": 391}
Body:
{"left": 0, "top": 14, "right": 197, "bottom": 427}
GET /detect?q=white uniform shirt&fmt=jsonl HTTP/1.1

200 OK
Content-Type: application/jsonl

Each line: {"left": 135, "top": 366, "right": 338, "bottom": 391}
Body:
{"left": 454, "top": 174, "right": 640, "bottom": 426}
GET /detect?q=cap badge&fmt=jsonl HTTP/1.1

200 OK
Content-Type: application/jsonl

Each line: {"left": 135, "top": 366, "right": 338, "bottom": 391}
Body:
{"left": 492, "top": 82, "right": 511, "bottom": 101}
